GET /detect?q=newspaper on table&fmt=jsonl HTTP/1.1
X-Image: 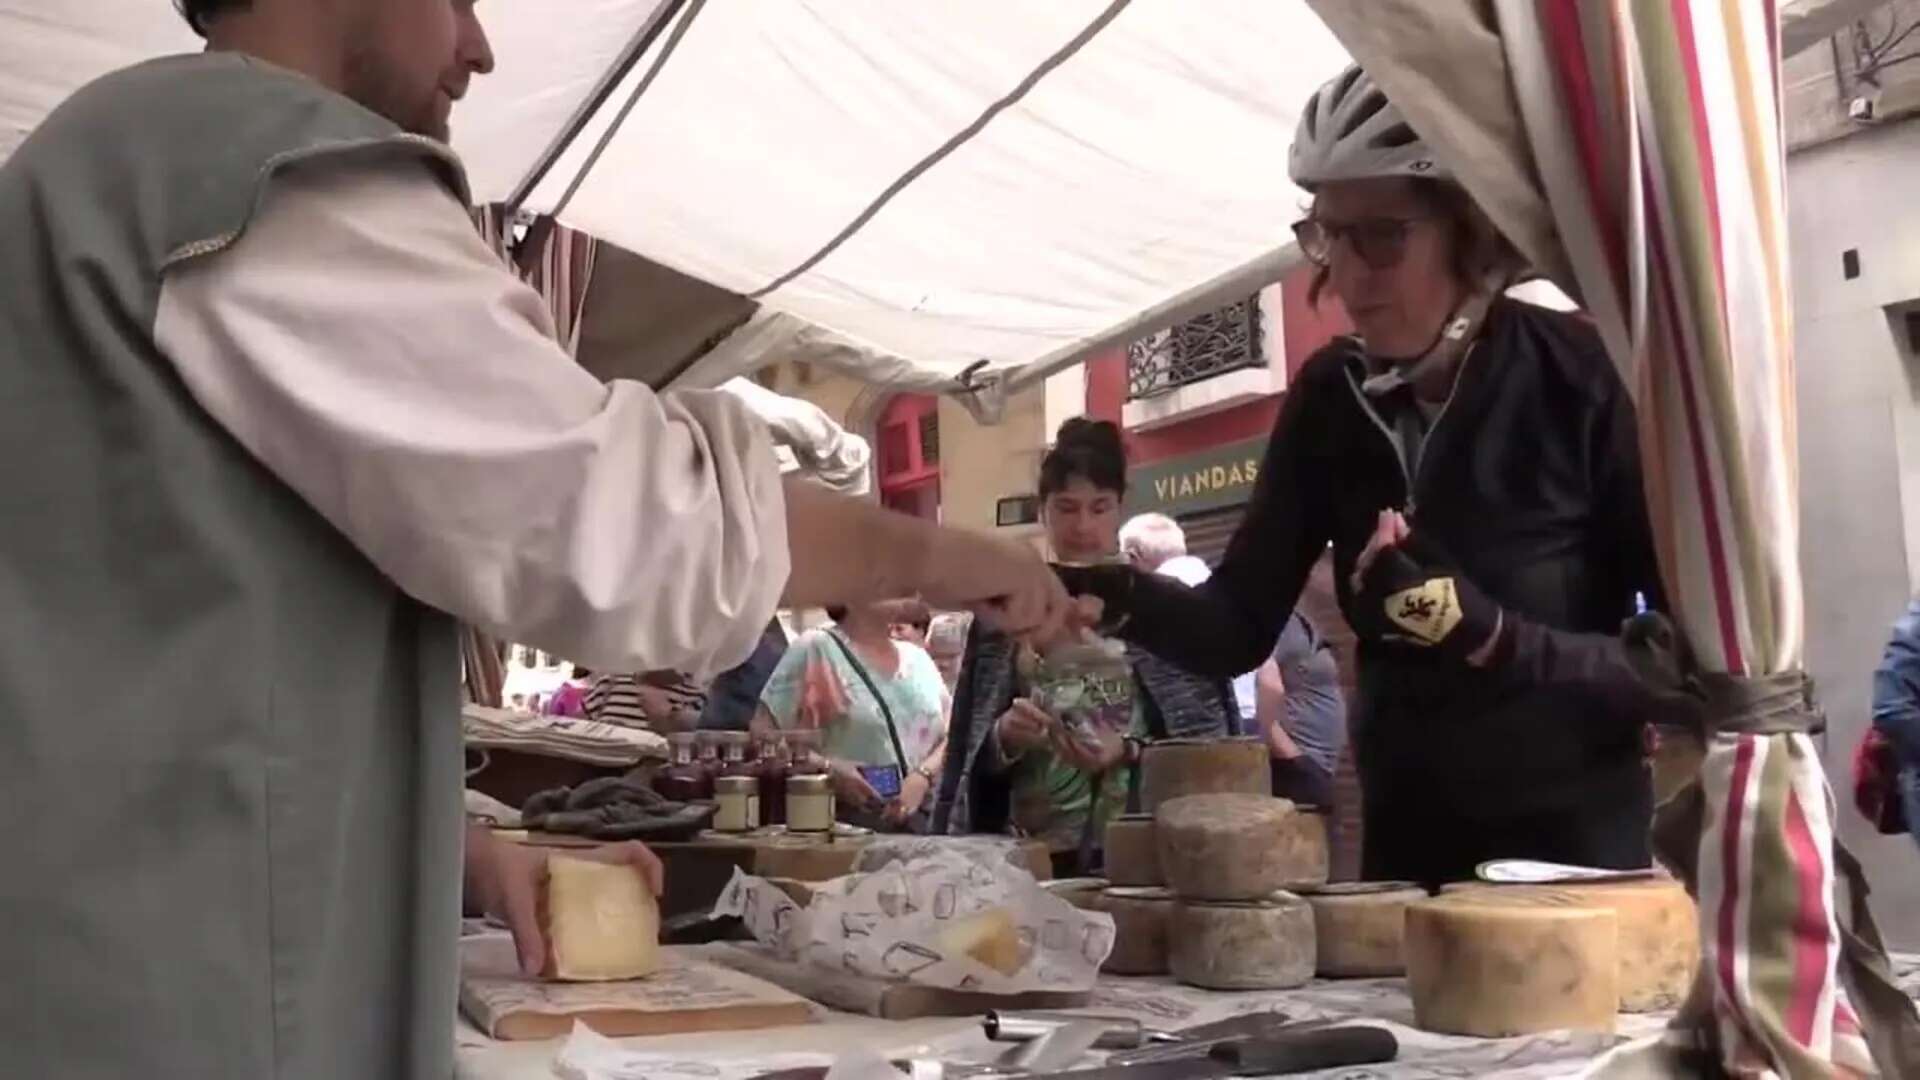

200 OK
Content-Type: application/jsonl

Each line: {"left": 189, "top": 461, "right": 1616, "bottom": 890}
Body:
{"left": 713, "top": 836, "right": 1113, "bottom": 994}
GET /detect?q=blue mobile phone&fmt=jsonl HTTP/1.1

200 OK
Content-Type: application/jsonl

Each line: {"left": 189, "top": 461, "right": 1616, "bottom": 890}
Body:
{"left": 859, "top": 764, "right": 904, "bottom": 799}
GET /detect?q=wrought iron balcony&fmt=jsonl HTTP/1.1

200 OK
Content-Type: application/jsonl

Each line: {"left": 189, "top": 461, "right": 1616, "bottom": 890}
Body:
{"left": 1126, "top": 295, "right": 1264, "bottom": 400}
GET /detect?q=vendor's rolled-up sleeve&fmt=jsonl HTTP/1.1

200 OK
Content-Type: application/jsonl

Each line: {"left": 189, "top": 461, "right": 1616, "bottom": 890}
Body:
{"left": 152, "top": 157, "right": 789, "bottom": 678}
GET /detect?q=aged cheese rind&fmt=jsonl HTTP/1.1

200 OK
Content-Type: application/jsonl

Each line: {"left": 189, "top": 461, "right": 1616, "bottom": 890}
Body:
{"left": 1301, "top": 882, "right": 1427, "bottom": 977}
{"left": 1405, "top": 895, "right": 1618, "bottom": 1037}
{"left": 1138, "top": 737, "right": 1270, "bottom": 813}
{"left": 1168, "top": 893, "right": 1316, "bottom": 990}
{"left": 540, "top": 856, "right": 662, "bottom": 982}
{"left": 1155, "top": 795, "right": 1327, "bottom": 901}
{"left": 1092, "top": 887, "right": 1175, "bottom": 975}
{"left": 1440, "top": 879, "right": 1698, "bottom": 1012}
{"left": 1103, "top": 815, "right": 1161, "bottom": 886}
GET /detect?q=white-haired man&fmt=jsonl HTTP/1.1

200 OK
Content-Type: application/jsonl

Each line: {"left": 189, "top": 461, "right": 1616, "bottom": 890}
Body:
{"left": 1119, "top": 513, "right": 1343, "bottom": 807}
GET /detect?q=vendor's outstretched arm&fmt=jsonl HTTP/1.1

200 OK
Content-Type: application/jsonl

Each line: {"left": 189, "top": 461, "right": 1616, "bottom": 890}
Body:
{"left": 1068, "top": 384, "right": 1334, "bottom": 678}
{"left": 780, "top": 477, "right": 1071, "bottom": 638}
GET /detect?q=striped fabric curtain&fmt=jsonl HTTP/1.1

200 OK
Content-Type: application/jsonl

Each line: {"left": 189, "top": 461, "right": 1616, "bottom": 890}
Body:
{"left": 453, "top": 207, "right": 601, "bottom": 705}
{"left": 1304, "top": 2, "right": 1920, "bottom": 1076}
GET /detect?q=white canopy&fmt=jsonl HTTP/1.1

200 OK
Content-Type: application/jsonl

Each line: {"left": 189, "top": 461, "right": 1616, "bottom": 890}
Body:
{"left": 0, "top": 3, "right": 1862, "bottom": 404}
{"left": 0, "top": 1, "right": 1350, "bottom": 404}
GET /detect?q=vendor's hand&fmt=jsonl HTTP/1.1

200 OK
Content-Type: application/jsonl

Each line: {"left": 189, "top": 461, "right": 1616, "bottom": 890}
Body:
{"left": 1351, "top": 529, "right": 1506, "bottom": 664}
{"left": 1051, "top": 721, "right": 1128, "bottom": 774}
{"left": 927, "top": 533, "right": 1078, "bottom": 644}
{"left": 995, "top": 699, "right": 1054, "bottom": 753}
{"left": 827, "top": 758, "right": 883, "bottom": 811}
{"left": 885, "top": 770, "right": 933, "bottom": 825}
{"left": 468, "top": 830, "right": 664, "bottom": 977}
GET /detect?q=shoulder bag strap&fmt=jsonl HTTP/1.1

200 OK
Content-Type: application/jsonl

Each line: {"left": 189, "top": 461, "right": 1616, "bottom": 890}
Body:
{"left": 827, "top": 630, "right": 911, "bottom": 774}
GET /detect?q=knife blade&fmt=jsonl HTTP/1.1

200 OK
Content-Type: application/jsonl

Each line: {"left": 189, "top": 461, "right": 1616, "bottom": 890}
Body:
{"left": 996, "top": 1019, "right": 1109, "bottom": 1073}
{"left": 983, "top": 1011, "right": 1162, "bottom": 1049}
{"left": 1104, "top": 1011, "right": 1294, "bottom": 1067}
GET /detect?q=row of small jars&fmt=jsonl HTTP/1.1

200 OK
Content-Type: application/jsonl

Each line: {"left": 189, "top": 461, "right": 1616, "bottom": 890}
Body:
{"left": 657, "top": 728, "right": 833, "bottom": 834}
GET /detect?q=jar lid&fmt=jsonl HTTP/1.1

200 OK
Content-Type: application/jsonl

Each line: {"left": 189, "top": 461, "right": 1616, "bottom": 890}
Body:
{"left": 715, "top": 775, "right": 757, "bottom": 793}
{"left": 788, "top": 774, "right": 831, "bottom": 793}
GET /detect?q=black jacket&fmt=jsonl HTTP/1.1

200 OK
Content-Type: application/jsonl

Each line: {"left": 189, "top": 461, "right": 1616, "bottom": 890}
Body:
{"left": 1096, "top": 300, "right": 1663, "bottom": 840}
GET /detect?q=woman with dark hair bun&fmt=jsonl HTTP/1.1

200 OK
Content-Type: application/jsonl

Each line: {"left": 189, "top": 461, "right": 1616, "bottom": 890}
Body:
{"left": 932, "top": 419, "right": 1239, "bottom": 876}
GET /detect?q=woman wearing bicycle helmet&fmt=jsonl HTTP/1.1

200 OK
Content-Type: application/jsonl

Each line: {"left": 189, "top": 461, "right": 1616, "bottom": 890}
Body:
{"left": 1062, "top": 66, "right": 1665, "bottom": 887}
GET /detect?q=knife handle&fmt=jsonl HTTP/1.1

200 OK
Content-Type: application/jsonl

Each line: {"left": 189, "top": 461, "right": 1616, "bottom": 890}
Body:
{"left": 1211, "top": 1026, "right": 1399, "bottom": 1075}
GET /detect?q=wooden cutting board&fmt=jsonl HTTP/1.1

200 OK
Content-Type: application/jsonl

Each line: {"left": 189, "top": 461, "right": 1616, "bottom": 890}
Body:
{"left": 460, "top": 935, "right": 813, "bottom": 1041}
{"left": 705, "top": 942, "right": 1089, "bottom": 1021}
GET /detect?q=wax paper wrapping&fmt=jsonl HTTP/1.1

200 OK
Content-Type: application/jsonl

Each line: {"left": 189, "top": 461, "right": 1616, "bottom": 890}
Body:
{"left": 712, "top": 838, "right": 1113, "bottom": 993}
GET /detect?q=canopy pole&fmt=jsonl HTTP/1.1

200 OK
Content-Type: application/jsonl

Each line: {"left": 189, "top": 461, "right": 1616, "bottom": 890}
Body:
{"left": 503, "top": 0, "right": 690, "bottom": 216}
{"left": 994, "top": 243, "right": 1307, "bottom": 396}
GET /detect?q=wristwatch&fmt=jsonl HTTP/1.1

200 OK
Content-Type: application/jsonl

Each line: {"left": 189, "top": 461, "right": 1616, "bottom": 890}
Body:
{"left": 914, "top": 763, "right": 938, "bottom": 782}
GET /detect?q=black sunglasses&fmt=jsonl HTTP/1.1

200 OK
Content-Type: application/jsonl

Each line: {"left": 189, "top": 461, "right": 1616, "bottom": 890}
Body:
{"left": 1292, "top": 216, "right": 1434, "bottom": 270}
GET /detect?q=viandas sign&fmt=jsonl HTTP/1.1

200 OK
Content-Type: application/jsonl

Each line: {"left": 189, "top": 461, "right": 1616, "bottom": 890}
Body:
{"left": 1126, "top": 436, "right": 1266, "bottom": 518}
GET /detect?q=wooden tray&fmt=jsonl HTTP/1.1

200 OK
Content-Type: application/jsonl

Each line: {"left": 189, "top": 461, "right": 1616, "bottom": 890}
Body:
{"left": 460, "top": 935, "right": 812, "bottom": 1041}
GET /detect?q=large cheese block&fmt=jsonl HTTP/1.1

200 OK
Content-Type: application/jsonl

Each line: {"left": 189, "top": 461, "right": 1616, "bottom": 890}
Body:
{"left": 1103, "top": 814, "right": 1161, "bottom": 886}
{"left": 1440, "top": 878, "right": 1698, "bottom": 1012}
{"left": 1138, "top": 737, "right": 1269, "bottom": 813}
{"left": 1167, "top": 893, "right": 1316, "bottom": 990}
{"left": 540, "top": 856, "right": 662, "bottom": 982}
{"left": 1155, "top": 795, "right": 1327, "bottom": 900}
{"left": 1404, "top": 894, "right": 1618, "bottom": 1037}
{"left": 1300, "top": 882, "right": 1427, "bottom": 978}
{"left": 1092, "top": 887, "right": 1174, "bottom": 975}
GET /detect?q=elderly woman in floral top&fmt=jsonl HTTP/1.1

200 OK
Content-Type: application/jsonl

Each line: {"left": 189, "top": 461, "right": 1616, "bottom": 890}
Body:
{"left": 754, "top": 599, "right": 950, "bottom": 831}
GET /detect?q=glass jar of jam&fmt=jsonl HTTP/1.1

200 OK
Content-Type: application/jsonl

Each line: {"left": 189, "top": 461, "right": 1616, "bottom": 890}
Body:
{"left": 655, "top": 731, "right": 712, "bottom": 801}
{"left": 786, "top": 773, "right": 834, "bottom": 834}
{"left": 755, "top": 732, "right": 790, "bottom": 827}
{"left": 718, "top": 731, "right": 756, "bottom": 779}
{"left": 712, "top": 775, "right": 760, "bottom": 833}
{"left": 694, "top": 731, "right": 724, "bottom": 782}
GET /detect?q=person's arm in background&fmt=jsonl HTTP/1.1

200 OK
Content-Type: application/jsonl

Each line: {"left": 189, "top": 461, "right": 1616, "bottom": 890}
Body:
{"left": 154, "top": 157, "right": 1072, "bottom": 687}
{"left": 1253, "top": 660, "right": 1302, "bottom": 761}
{"left": 1872, "top": 602, "right": 1920, "bottom": 769}
{"left": 1066, "top": 377, "right": 1335, "bottom": 677}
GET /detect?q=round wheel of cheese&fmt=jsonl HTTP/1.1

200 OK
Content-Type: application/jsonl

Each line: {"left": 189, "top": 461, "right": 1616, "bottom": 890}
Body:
{"left": 1300, "top": 881, "right": 1427, "bottom": 978}
{"left": 1405, "top": 894, "right": 1619, "bottom": 1037}
{"left": 1155, "top": 794, "right": 1328, "bottom": 901}
{"left": 1437, "top": 878, "right": 1697, "bottom": 1012}
{"left": 1138, "top": 737, "right": 1269, "bottom": 813}
{"left": 1092, "top": 887, "right": 1175, "bottom": 975}
{"left": 1167, "top": 892, "right": 1315, "bottom": 990}
{"left": 1103, "top": 814, "right": 1160, "bottom": 886}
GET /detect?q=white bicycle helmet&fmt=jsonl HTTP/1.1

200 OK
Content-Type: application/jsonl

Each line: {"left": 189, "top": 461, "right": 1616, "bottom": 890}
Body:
{"left": 1289, "top": 65, "right": 1449, "bottom": 189}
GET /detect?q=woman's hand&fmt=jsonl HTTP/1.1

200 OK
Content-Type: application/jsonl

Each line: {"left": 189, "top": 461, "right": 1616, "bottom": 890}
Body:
{"left": 995, "top": 699, "right": 1054, "bottom": 753}
{"left": 1051, "top": 720, "right": 1129, "bottom": 774}
{"left": 1349, "top": 508, "right": 1412, "bottom": 593}
{"left": 885, "top": 769, "right": 933, "bottom": 825}
{"left": 466, "top": 826, "right": 663, "bottom": 977}
{"left": 827, "top": 758, "right": 883, "bottom": 812}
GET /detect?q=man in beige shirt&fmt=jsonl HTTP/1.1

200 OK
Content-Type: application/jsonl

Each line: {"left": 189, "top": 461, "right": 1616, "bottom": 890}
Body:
{"left": 0, "top": 1, "right": 1079, "bottom": 1076}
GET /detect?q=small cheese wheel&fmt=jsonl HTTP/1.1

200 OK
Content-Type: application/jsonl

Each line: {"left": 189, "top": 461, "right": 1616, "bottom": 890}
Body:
{"left": 1440, "top": 879, "right": 1697, "bottom": 1012}
{"left": 540, "top": 856, "right": 661, "bottom": 982}
{"left": 1092, "top": 887, "right": 1174, "bottom": 975}
{"left": 1155, "top": 795, "right": 1327, "bottom": 900}
{"left": 1138, "top": 737, "right": 1269, "bottom": 813}
{"left": 1103, "top": 815, "right": 1161, "bottom": 886}
{"left": 1300, "top": 882, "right": 1427, "bottom": 977}
{"left": 1405, "top": 894, "right": 1618, "bottom": 1037}
{"left": 1168, "top": 893, "right": 1316, "bottom": 990}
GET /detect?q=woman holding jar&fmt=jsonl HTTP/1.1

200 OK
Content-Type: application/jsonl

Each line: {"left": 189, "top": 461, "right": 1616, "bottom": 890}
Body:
{"left": 935, "top": 419, "right": 1239, "bottom": 876}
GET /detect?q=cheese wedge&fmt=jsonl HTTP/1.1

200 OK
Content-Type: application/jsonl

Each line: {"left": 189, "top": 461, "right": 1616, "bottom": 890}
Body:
{"left": 939, "top": 907, "right": 1026, "bottom": 975}
{"left": 539, "top": 856, "right": 661, "bottom": 982}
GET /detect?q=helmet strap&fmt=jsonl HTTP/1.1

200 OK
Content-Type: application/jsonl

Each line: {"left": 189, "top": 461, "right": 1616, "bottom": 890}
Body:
{"left": 1360, "top": 267, "right": 1506, "bottom": 398}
